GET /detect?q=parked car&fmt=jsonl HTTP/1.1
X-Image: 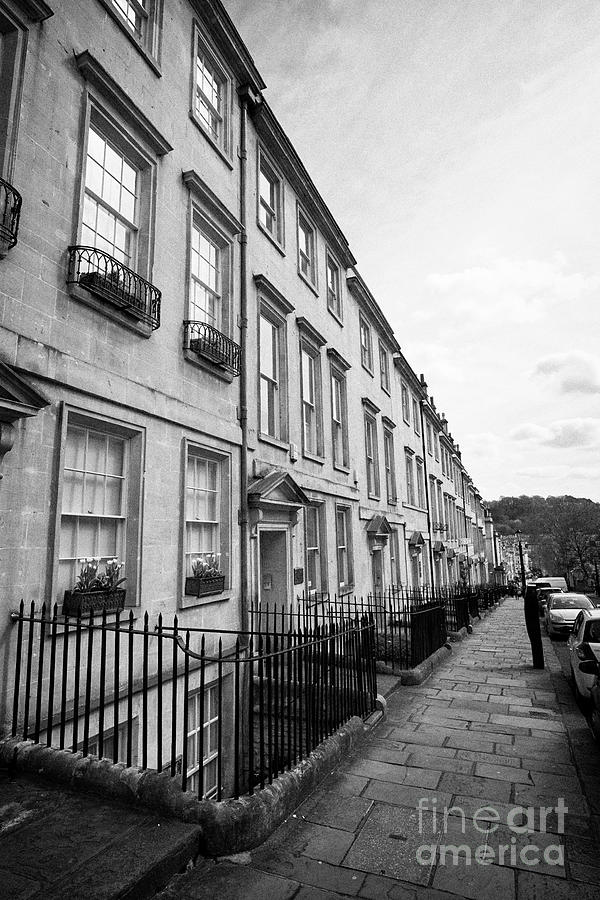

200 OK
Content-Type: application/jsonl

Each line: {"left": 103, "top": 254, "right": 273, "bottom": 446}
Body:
{"left": 577, "top": 651, "right": 600, "bottom": 742}
{"left": 567, "top": 610, "right": 600, "bottom": 700}
{"left": 537, "top": 586, "right": 564, "bottom": 616}
{"left": 544, "top": 592, "right": 594, "bottom": 638}
{"left": 535, "top": 576, "right": 569, "bottom": 592}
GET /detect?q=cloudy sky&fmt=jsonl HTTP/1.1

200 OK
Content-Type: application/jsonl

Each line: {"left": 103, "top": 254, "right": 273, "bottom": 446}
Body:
{"left": 224, "top": 0, "right": 600, "bottom": 502}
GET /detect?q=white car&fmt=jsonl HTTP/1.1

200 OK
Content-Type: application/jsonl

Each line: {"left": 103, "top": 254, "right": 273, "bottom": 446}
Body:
{"left": 544, "top": 592, "right": 594, "bottom": 638}
{"left": 568, "top": 610, "right": 600, "bottom": 700}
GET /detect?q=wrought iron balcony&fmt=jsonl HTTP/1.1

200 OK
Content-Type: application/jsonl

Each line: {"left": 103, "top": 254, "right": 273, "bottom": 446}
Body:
{"left": 67, "top": 246, "right": 161, "bottom": 330}
{"left": 0, "top": 177, "right": 22, "bottom": 253}
{"left": 184, "top": 320, "right": 241, "bottom": 375}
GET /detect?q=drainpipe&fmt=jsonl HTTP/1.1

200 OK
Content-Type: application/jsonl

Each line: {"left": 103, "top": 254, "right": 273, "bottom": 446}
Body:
{"left": 237, "top": 86, "right": 260, "bottom": 632}
{"left": 419, "top": 399, "right": 436, "bottom": 591}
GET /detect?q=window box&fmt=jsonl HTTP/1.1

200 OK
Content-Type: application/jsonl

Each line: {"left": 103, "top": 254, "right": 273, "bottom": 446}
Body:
{"left": 184, "top": 321, "right": 240, "bottom": 375}
{"left": 62, "top": 588, "right": 126, "bottom": 617}
{"left": 184, "top": 575, "right": 225, "bottom": 598}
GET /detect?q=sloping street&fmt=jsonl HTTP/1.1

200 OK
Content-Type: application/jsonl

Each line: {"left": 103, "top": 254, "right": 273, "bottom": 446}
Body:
{"left": 159, "top": 597, "right": 600, "bottom": 900}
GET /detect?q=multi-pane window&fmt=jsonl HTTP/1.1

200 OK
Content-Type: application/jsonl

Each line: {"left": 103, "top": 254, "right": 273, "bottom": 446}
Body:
{"left": 59, "top": 422, "right": 127, "bottom": 600}
{"left": 426, "top": 422, "right": 433, "bottom": 455}
{"left": 185, "top": 451, "right": 221, "bottom": 579}
{"left": 412, "top": 398, "right": 420, "bottom": 435}
{"left": 336, "top": 506, "right": 353, "bottom": 592}
{"left": 359, "top": 317, "right": 373, "bottom": 371}
{"left": 379, "top": 343, "right": 390, "bottom": 393}
{"left": 434, "top": 433, "right": 440, "bottom": 461}
{"left": 112, "top": 0, "right": 147, "bottom": 39}
{"left": 301, "top": 346, "right": 322, "bottom": 456}
{"left": 258, "top": 150, "right": 283, "bottom": 245}
{"left": 383, "top": 430, "right": 396, "bottom": 503}
{"left": 326, "top": 252, "right": 342, "bottom": 319}
{"left": 405, "top": 453, "right": 416, "bottom": 506}
{"left": 401, "top": 384, "right": 410, "bottom": 424}
{"left": 331, "top": 368, "right": 348, "bottom": 468}
{"left": 297, "top": 208, "right": 316, "bottom": 284}
{"left": 437, "top": 482, "right": 444, "bottom": 528}
{"left": 429, "top": 476, "right": 437, "bottom": 521}
{"left": 190, "top": 214, "right": 226, "bottom": 329}
{"left": 305, "top": 504, "right": 325, "bottom": 596}
{"left": 416, "top": 460, "right": 426, "bottom": 508}
{"left": 259, "top": 313, "right": 281, "bottom": 438}
{"left": 364, "top": 413, "right": 380, "bottom": 498}
{"left": 186, "top": 685, "right": 219, "bottom": 798}
{"left": 196, "top": 51, "right": 223, "bottom": 142}
{"left": 390, "top": 528, "right": 402, "bottom": 585}
{"left": 82, "top": 125, "right": 138, "bottom": 265}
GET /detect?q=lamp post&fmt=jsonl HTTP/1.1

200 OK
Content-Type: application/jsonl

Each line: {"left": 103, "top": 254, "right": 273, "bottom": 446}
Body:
{"left": 515, "top": 529, "right": 526, "bottom": 597}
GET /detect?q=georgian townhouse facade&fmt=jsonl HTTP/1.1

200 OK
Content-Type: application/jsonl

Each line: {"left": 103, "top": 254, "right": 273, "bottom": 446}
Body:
{"left": 1, "top": 0, "right": 497, "bottom": 766}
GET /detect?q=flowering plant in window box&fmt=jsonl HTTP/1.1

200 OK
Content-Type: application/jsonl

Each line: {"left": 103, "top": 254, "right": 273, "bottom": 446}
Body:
{"left": 185, "top": 554, "right": 225, "bottom": 598}
{"left": 79, "top": 267, "right": 135, "bottom": 311}
{"left": 62, "top": 557, "right": 127, "bottom": 616}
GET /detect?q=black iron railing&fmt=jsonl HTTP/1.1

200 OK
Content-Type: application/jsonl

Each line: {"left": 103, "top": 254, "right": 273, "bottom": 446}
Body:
{"left": 67, "top": 246, "right": 161, "bottom": 330}
{"left": 289, "top": 583, "right": 506, "bottom": 672}
{"left": 0, "top": 177, "right": 22, "bottom": 251}
{"left": 183, "top": 320, "right": 241, "bottom": 375}
{"left": 9, "top": 604, "right": 376, "bottom": 800}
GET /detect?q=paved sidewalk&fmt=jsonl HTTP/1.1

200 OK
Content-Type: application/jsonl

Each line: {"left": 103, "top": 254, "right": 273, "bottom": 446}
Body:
{"left": 159, "top": 597, "right": 600, "bottom": 900}
{"left": 0, "top": 770, "right": 201, "bottom": 899}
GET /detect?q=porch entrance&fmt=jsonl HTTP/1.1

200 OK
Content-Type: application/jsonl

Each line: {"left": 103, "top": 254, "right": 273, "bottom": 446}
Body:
{"left": 259, "top": 528, "right": 289, "bottom": 610}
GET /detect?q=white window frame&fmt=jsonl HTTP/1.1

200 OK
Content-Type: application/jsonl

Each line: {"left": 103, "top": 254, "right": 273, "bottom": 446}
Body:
{"left": 426, "top": 422, "right": 433, "bottom": 456}
{"left": 335, "top": 504, "right": 354, "bottom": 594}
{"left": 405, "top": 452, "right": 416, "bottom": 506}
{"left": 192, "top": 22, "right": 232, "bottom": 160}
{"left": 257, "top": 145, "right": 284, "bottom": 247}
{"left": 189, "top": 209, "right": 232, "bottom": 334}
{"left": 102, "top": 0, "right": 162, "bottom": 62}
{"left": 412, "top": 398, "right": 420, "bottom": 435}
{"left": 359, "top": 316, "right": 373, "bottom": 373}
{"left": 259, "top": 306, "right": 288, "bottom": 442}
{"left": 364, "top": 412, "right": 380, "bottom": 499}
{"left": 56, "top": 409, "right": 143, "bottom": 609}
{"left": 416, "top": 459, "right": 426, "bottom": 509}
{"left": 305, "top": 502, "right": 327, "bottom": 597}
{"left": 186, "top": 683, "right": 219, "bottom": 798}
{"left": 326, "top": 250, "right": 342, "bottom": 321}
{"left": 379, "top": 342, "right": 390, "bottom": 394}
{"left": 330, "top": 365, "right": 349, "bottom": 469}
{"left": 383, "top": 429, "right": 397, "bottom": 503}
{"left": 0, "top": 5, "right": 28, "bottom": 183}
{"left": 297, "top": 205, "right": 317, "bottom": 287}
{"left": 401, "top": 384, "right": 410, "bottom": 425}
{"left": 300, "top": 341, "right": 324, "bottom": 458}
{"left": 183, "top": 442, "right": 231, "bottom": 605}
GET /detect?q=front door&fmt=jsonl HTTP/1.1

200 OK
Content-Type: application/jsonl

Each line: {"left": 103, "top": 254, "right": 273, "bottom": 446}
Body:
{"left": 259, "top": 529, "right": 289, "bottom": 611}
{"left": 372, "top": 548, "right": 383, "bottom": 596}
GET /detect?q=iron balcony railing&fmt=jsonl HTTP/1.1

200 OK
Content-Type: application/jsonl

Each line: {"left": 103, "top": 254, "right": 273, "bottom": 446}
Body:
{"left": 183, "top": 320, "right": 241, "bottom": 375}
{"left": 9, "top": 604, "right": 376, "bottom": 800}
{"left": 67, "top": 246, "right": 161, "bottom": 330}
{"left": 0, "top": 176, "right": 22, "bottom": 251}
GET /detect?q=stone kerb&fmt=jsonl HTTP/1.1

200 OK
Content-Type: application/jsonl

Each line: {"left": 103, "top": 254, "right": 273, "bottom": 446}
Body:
{"left": 0, "top": 712, "right": 381, "bottom": 857}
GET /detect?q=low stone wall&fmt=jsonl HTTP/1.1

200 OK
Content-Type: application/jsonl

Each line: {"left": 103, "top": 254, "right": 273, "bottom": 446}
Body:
{"left": 0, "top": 708, "right": 383, "bottom": 857}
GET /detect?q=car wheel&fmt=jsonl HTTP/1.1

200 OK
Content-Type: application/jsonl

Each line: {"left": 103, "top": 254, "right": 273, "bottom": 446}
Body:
{"left": 571, "top": 666, "right": 587, "bottom": 703}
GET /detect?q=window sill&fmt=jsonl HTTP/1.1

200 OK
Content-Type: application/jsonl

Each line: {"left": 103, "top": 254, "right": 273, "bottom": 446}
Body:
{"left": 402, "top": 502, "right": 427, "bottom": 513}
{"left": 402, "top": 416, "right": 411, "bottom": 426}
{"left": 327, "top": 306, "right": 344, "bottom": 327}
{"left": 302, "top": 450, "right": 325, "bottom": 465}
{"left": 95, "top": 0, "right": 162, "bottom": 75}
{"left": 338, "top": 586, "right": 354, "bottom": 597}
{"left": 387, "top": 498, "right": 398, "bottom": 506}
{"left": 183, "top": 347, "right": 235, "bottom": 383}
{"left": 180, "top": 592, "right": 231, "bottom": 610}
{"left": 381, "top": 385, "right": 391, "bottom": 397}
{"left": 189, "top": 112, "right": 234, "bottom": 170}
{"left": 257, "top": 221, "right": 285, "bottom": 256}
{"left": 69, "top": 284, "right": 154, "bottom": 338}
{"left": 297, "top": 269, "right": 319, "bottom": 297}
{"left": 333, "top": 463, "right": 351, "bottom": 474}
{"left": 258, "top": 433, "right": 289, "bottom": 452}
{"left": 361, "top": 362, "right": 374, "bottom": 377}
{"left": 368, "top": 493, "right": 381, "bottom": 502}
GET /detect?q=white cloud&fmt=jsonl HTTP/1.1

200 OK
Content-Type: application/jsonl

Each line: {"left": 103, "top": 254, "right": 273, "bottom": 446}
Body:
{"left": 510, "top": 418, "right": 600, "bottom": 449}
{"left": 425, "top": 255, "right": 600, "bottom": 325}
{"left": 532, "top": 351, "right": 600, "bottom": 394}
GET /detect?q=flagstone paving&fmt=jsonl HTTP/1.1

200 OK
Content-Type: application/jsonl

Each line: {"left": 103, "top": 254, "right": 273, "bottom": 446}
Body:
{"left": 159, "top": 597, "right": 600, "bottom": 900}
